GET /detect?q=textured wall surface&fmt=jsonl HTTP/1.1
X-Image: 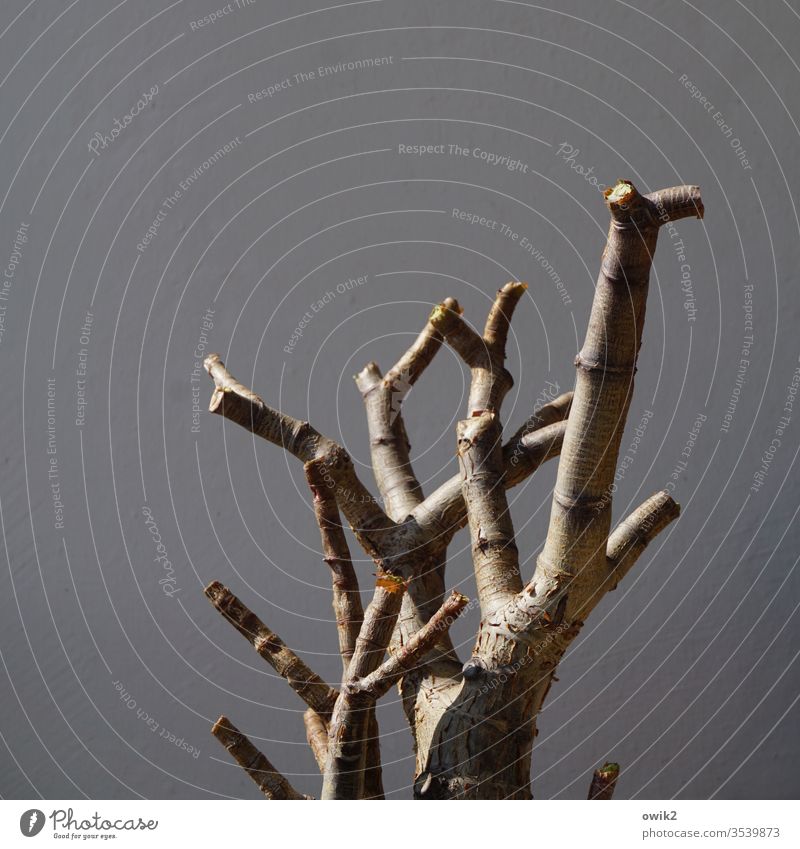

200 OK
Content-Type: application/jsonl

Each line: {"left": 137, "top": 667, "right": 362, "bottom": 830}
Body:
{"left": 1, "top": 0, "right": 798, "bottom": 800}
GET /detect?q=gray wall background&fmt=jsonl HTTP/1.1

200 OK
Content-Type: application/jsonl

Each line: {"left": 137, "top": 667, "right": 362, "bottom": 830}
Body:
{"left": 1, "top": 0, "right": 799, "bottom": 800}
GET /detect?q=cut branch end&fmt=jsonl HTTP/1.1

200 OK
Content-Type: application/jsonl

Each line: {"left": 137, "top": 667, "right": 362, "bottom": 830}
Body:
{"left": 212, "top": 715, "right": 308, "bottom": 799}
{"left": 205, "top": 580, "right": 339, "bottom": 718}
{"left": 588, "top": 761, "right": 621, "bottom": 800}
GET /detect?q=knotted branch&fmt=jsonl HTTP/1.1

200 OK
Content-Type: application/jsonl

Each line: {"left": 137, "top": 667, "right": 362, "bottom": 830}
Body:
{"left": 441, "top": 185, "right": 704, "bottom": 800}
{"left": 212, "top": 715, "right": 308, "bottom": 799}
{"left": 205, "top": 581, "right": 339, "bottom": 718}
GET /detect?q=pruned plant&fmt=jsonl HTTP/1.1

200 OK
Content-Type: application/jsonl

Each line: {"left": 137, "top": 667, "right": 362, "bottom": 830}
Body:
{"left": 202, "top": 179, "right": 704, "bottom": 799}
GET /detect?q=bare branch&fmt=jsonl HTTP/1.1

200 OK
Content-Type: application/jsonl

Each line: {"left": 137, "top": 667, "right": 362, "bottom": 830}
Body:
{"left": 605, "top": 490, "right": 680, "bottom": 590}
{"left": 386, "top": 300, "right": 455, "bottom": 388}
{"left": 509, "top": 492, "right": 681, "bottom": 644}
{"left": 412, "top": 396, "right": 571, "bottom": 540}
{"left": 306, "top": 706, "right": 392, "bottom": 797}
{"left": 458, "top": 412, "right": 522, "bottom": 616}
{"left": 303, "top": 708, "right": 328, "bottom": 772}
{"left": 535, "top": 182, "right": 703, "bottom": 621}
{"left": 483, "top": 282, "right": 525, "bottom": 353}
{"left": 505, "top": 491, "right": 680, "bottom": 679}
{"left": 350, "top": 590, "right": 469, "bottom": 698}
{"left": 355, "top": 361, "right": 421, "bottom": 518}
{"left": 524, "top": 491, "right": 681, "bottom": 630}
{"left": 503, "top": 420, "right": 566, "bottom": 488}
{"left": 212, "top": 715, "right": 308, "bottom": 799}
{"left": 503, "top": 390, "right": 572, "bottom": 475}
{"left": 305, "top": 460, "right": 363, "bottom": 674}
{"left": 304, "top": 461, "right": 386, "bottom": 797}
{"left": 427, "top": 284, "right": 530, "bottom": 617}
{"left": 427, "top": 298, "right": 481, "bottom": 365}
{"left": 205, "top": 581, "right": 339, "bottom": 718}
{"left": 588, "top": 762, "right": 620, "bottom": 800}
{"left": 205, "top": 352, "right": 325, "bottom": 461}
{"left": 353, "top": 297, "right": 526, "bottom": 670}
{"left": 354, "top": 302, "right": 453, "bottom": 521}
{"left": 363, "top": 711, "right": 385, "bottom": 800}
{"left": 204, "top": 353, "right": 401, "bottom": 560}
{"left": 430, "top": 282, "right": 527, "bottom": 416}
{"left": 322, "top": 575, "right": 406, "bottom": 799}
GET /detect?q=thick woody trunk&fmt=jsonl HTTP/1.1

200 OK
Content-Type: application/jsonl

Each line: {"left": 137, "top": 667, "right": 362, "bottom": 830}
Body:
{"left": 410, "top": 182, "right": 703, "bottom": 799}
{"left": 408, "top": 620, "right": 577, "bottom": 799}
{"left": 413, "top": 676, "right": 539, "bottom": 799}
